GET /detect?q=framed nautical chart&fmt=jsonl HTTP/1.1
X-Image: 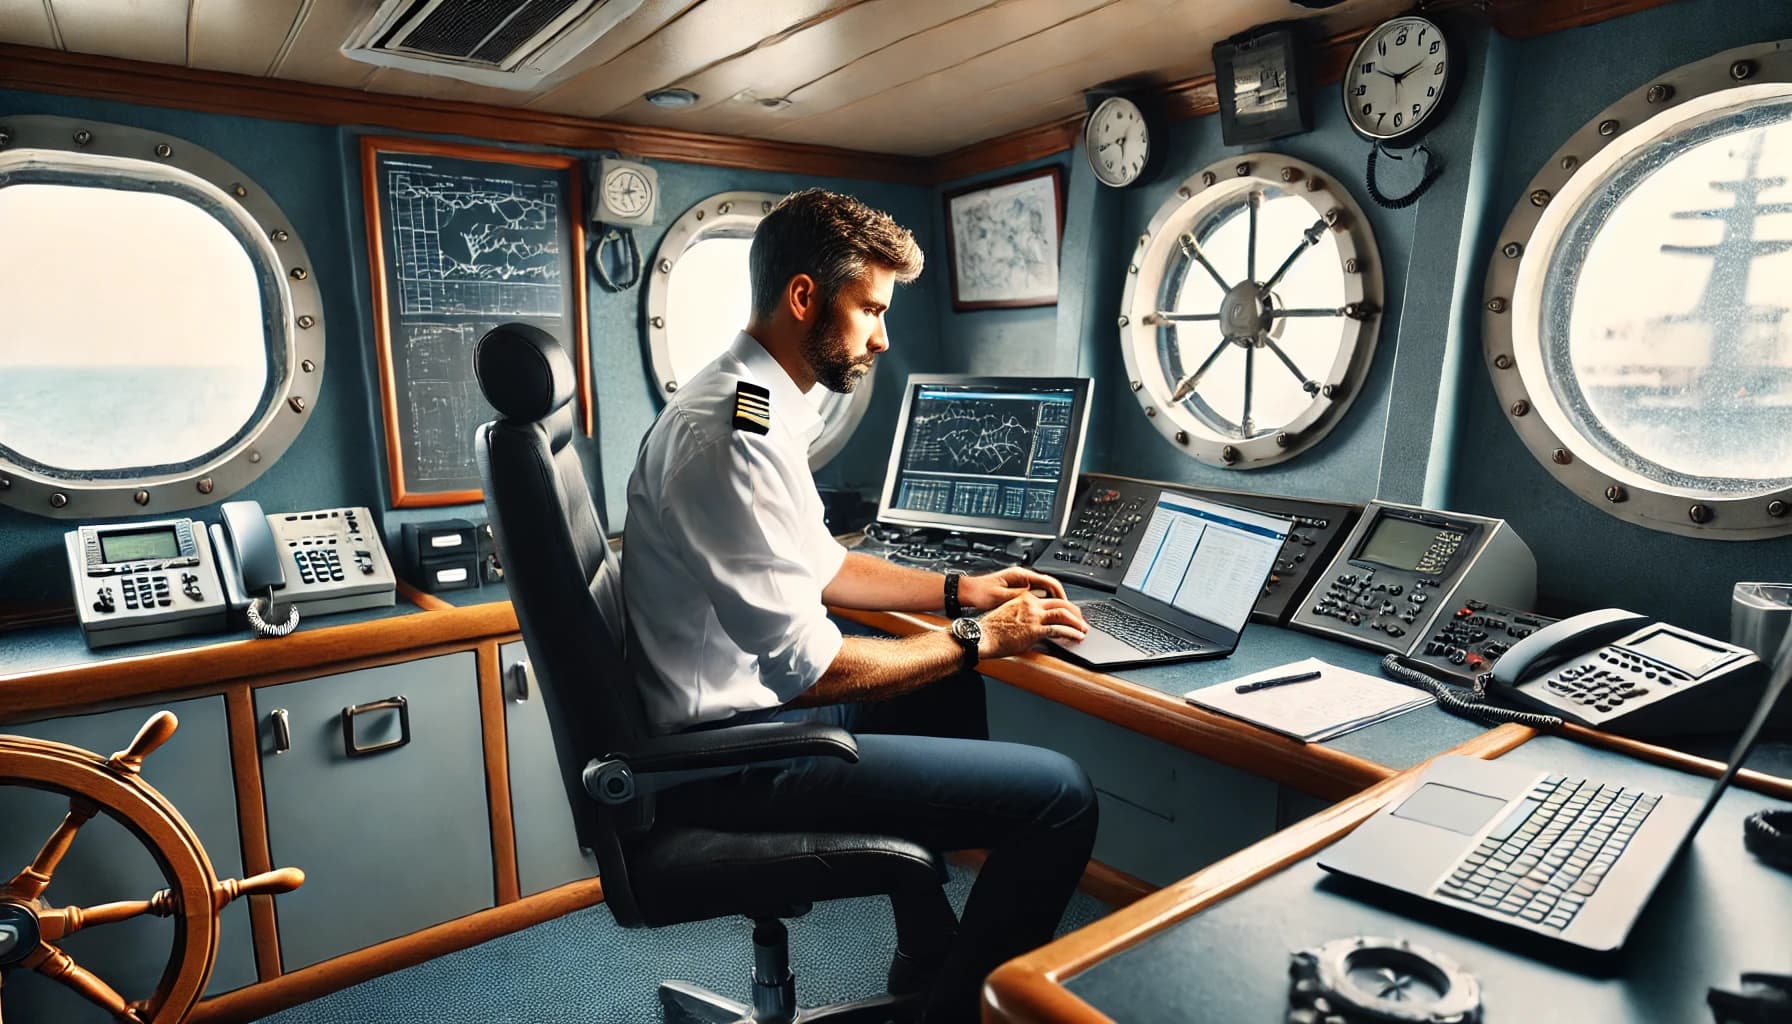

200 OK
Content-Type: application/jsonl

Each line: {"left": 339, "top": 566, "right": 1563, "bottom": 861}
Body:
{"left": 361, "top": 137, "right": 590, "bottom": 507}
{"left": 943, "top": 167, "right": 1064, "bottom": 311}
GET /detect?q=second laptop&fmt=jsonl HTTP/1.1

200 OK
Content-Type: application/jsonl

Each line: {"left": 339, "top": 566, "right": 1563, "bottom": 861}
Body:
{"left": 1048, "top": 491, "right": 1290, "bottom": 669}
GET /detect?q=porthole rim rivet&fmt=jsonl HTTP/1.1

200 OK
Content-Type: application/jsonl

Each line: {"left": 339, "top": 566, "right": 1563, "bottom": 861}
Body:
{"left": 1768, "top": 499, "right": 1787, "bottom": 517}
{"left": 301, "top": 359, "right": 316, "bottom": 373}
{"left": 1530, "top": 189, "right": 1551, "bottom": 207}
{"left": 1344, "top": 257, "right": 1361, "bottom": 273}
{"left": 154, "top": 142, "right": 173, "bottom": 158}
{"left": 1646, "top": 83, "right": 1673, "bottom": 104}
{"left": 1732, "top": 60, "right": 1756, "bottom": 81}
{"left": 1494, "top": 354, "right": 1514, "bottom": 370}
{"left": 1220, "top": 445, "right": 1239, "bottom": 464}
{"left": 1234, "top": 162, "right": 1251, "bottom": 177}
{"left": 74, "top": 129, "right": 92, "bottom": 146}
{"left": 49, "top": 492, "right": 68, "bottom": 508}
{"left": 1598, "top": 119, "right": 1620, "bottom": 137}
{"left": 1689, "top": 504, "right": 1712, "bottom": 524}
{"left": 288, "top": 396, "right": 307, "bottom": 413}
{"left": 296, "top": 314, "right": 315, "bottom": 329}
{"left": 1605, "top": 485, "right": 1627, "bottom": 503}
{"left": 133, "top": 490, "right": 151, "bottom": 506}
{"left": 1174, "top": 430, "right": 1188, "bottom": 445}
{"left": 1552, "top": 448, "right": 1572, "bottom": 465}
{"left": 197, "top": 478, "right": 214, "bottom": 494}
{"left": 665, "top": 381, "right": 678, "bottom": 394}
{"left": 1130, "top": 380, "right": 1143, "bottom": 392}
{"left": 1201, "top": 171, "right": 1217, "bottom": 187}
{"left": 1560, "top": 156, "right": 1579, "bottom": 172}
{"left": 1274, "top": 431, "right": 1290, "bottom": 448}
{"left": 650, "top": 315, "right": 665, "bottom": 328}
{"left": 290, "top": 267, "right": 308, "bottom": 281}
{"left": 1117, "top": 315, "right": 1130, "bottom": 328}
{"left": 1510, "top": 399, "right": 1530, "bottom": 416}
{"left": 1502, "top": 242, "right": 1523, "bottom": 259}
{"left": 1487, "top": 297, "right": 1508, "bottom": 314}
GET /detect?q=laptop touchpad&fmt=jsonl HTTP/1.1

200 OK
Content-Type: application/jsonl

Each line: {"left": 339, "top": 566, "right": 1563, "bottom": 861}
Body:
{"left": 1391, "top": 784, "right": 1509, "bottom": 836}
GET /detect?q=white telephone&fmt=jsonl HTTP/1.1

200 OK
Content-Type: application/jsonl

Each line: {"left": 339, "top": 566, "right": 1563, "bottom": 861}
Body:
{"left": 211, "top": 502, "right": 396, "bottom": 637}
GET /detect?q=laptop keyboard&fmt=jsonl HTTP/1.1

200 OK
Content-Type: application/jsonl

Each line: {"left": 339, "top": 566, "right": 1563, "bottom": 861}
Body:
{"left": 1082, "top": 602, "right": 1196, "bottom": 655}
{"left": 1437, "top": 773, "right": 1661, "bottom": 931}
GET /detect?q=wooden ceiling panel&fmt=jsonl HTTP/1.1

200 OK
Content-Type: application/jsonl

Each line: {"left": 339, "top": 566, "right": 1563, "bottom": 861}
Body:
{"left": 50, "top": 0, "right": 187, "bottom": 66}
{"left": 187, "top": 0, "right": 307, "bottom": 76}
{"left": 606, "top": 0, "right": 995, "bottom": 133}
{"left": 0, "top": 1, "right": 58, "bottom": 50}
{"left": 522, "top": 0, "right": 706, "bottom": 100}
{"left": 528, "top": 0, "right": 865, "bottom": 119}
{"left": 266, "top": 0, "right": 379, "bottom": 89}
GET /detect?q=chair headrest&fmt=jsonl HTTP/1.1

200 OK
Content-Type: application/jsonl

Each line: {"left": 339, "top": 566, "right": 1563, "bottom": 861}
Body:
{"left": 475, "top": 323, "right": 576, "bottom": 422}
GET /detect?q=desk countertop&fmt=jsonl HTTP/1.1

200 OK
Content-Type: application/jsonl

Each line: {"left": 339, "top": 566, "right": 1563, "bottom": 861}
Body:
{"left": 992, "top": 733, "right": 1792, "bottom": 1023}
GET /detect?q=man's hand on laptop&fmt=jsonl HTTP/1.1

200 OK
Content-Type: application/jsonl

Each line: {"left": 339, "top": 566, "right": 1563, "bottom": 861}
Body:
{"left": 961, "top": 567, "right": 1068, "bottom": 608}
{"left": 977, "top": 590, "right": 1090, "bottom": 657}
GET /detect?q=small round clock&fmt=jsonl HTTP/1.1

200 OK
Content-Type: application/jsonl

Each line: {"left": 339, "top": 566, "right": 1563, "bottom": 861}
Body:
{"left": 1342, "top": 15, "right": 1453, "bottom": 146}
{"left": 603, "top": 164, "right": 654, "bottom": 219}
{"left": 1084, "top": 94, "right": 1154, "bottom": 188}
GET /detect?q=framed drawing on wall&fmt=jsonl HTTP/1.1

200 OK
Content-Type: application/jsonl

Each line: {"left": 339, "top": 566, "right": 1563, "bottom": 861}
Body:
{"left": 943, "top": 166, "right": 1065, "bottom": 311}
{"left": 361, "top": 136, "right": 590, "bottom": 508}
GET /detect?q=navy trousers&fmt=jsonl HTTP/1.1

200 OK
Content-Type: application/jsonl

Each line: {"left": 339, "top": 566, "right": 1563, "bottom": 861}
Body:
{"left": 661, "top": 671, "right": 1099, "bottom": 1023}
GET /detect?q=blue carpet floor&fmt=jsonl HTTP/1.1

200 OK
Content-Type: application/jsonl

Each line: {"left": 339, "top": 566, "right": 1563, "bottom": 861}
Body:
{"left": 255, "top": 865, "right": 1110, "bottom": 1024}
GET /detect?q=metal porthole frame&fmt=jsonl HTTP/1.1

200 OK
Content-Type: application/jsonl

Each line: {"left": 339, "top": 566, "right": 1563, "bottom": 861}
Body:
{"left": 1483, "top": 39, "right": 1792, "bottom": 540}
{"left": 1118, "top": 152, "right": 1384, "bottom": 469}
{"left": 0, "top": 115, "right": 324, "bottom": 519}
{"left": 644, "top": 190, "right": 874, "bottom": 470}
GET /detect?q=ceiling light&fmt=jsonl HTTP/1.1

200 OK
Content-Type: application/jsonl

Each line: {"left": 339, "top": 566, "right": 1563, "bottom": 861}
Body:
{"left": 645, "top": 88, "right": 699, "bottom": 109}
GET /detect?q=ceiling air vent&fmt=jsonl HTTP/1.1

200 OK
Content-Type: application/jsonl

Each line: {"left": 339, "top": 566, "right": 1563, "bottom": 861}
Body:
{"left": 342, "top": 0, "right": 645, "bottom": 90}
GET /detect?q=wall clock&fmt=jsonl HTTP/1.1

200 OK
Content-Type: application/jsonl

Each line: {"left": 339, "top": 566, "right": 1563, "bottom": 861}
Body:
{"left": 1083, "top": 92, "right": 1161, "bottom": 188}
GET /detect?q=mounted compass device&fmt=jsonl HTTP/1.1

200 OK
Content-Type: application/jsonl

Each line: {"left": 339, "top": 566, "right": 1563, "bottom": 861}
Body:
{"left": 1119, "top": 153, "right": 1383, "bottom": 469}
{"left": 1287, "top": 936, "right": 1483, "bottom": 1024}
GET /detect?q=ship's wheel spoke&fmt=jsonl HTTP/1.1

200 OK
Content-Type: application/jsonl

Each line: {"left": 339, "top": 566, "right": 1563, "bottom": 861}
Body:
{"left": 38, "top": 891, "right": 176, "bottom": 943}
{"left": 3, "top": 799, "right": 99, "bottom": 902}
{"left": 1241, "top": 345, "right": 1256, "bottom": 438}
{"left": 1260, "top": 219, "right": 1329, "bottom": 293}
{"left": 1179, "top": 233, "right": 1232, "bottom": 292}
{"left": 1247, "top": 190, "right": 1260, "bottom": 282}
{"left": 1269, "top": 307, "right": 1347, "bottom": 319}
{"left": 24, "top": 942, "right": 143, "bottom": 1023}
{"left": 1170, "top": 337, "right": 1232, "bottom": 402}
{"left": 1263, "top": 338, "right": 1318, "bottom": 395}
{"left": 1154, "top": 310, "right": 1221, "bottom": 323}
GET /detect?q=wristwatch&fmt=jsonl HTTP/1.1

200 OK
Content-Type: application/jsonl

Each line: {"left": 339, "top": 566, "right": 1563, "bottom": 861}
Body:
{"left": 944, "top": 570, "right": 965, "bottom": 620}
{"left": 949, "top": 616, "right": 982, "bottom": 672}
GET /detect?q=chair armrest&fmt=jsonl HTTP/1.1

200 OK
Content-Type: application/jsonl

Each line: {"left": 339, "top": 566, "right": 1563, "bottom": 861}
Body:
{"left": 604, "top": 721, "right": 858, "bottom": 775}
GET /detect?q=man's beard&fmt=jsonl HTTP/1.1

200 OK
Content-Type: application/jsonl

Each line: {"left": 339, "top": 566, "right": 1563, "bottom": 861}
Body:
{"left": 802, "top": 305, "right": 875, "bottom": 393}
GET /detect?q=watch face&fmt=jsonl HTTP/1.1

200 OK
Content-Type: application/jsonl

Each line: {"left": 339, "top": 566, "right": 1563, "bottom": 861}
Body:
{"left": 952, "top": 617, "right": 982, "bottom": 643}
{"left": 604, "top": 167, "right": 653, "bottom": 218}
{"left": 1085, "top": 96, "right": 1150, "bottom": 188}
{"left": 1343, "top": 16, "right": 1450, "bottom": 142}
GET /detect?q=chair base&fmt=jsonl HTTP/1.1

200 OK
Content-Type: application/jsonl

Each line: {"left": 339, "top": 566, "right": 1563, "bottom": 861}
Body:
{"left": 660, "top": 979, "right": 919, "bottom": 1024}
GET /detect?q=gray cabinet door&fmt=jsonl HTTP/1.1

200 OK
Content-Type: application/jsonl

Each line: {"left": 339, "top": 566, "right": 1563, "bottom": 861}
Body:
{"left": 255, "top": 652, "right": 493, "bottom": 971}
{"left": 500, "top": 641, "right": 599, "bottom": 896}
{"left": 0, "top": 695, "right": 257, "bottom": 1024}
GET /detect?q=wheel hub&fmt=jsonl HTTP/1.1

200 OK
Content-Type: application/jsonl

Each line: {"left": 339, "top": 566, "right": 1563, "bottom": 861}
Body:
{"left": 0, "top": 899, "right": 41, "bottom": 967}
{"left": 1220, "top": 282, "right": 1270, "bottom": 343}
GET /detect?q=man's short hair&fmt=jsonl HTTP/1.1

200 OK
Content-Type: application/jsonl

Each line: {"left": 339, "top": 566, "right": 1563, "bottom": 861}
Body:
{"left": 749, "top": 189, "right": 923, "bottom": 321}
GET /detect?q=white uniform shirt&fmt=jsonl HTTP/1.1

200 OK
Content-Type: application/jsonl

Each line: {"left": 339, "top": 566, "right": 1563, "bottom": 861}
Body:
{"left": 624, "top": 332, "right": 847, "bottom": 732}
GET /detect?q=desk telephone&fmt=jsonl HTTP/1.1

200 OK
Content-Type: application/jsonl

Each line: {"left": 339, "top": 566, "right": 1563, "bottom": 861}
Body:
{"left": 1391, "top": 608, "right": 1782, "bottom": 738}
{"left": 68, "top": 502, "right": 395, "bottom": 648}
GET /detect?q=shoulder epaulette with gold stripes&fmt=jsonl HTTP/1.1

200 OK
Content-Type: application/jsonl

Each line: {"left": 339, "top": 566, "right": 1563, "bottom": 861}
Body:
{"left": 732, "top": 381, "right": 771, "bottom": 435}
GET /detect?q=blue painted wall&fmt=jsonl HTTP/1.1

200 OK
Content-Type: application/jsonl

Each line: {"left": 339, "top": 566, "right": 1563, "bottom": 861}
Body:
{"left": 0, "top": 91, "right": 938, "bottom": 602}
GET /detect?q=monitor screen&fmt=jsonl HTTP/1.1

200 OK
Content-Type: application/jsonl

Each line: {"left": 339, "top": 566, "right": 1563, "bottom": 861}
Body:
{"left": 1120, "top": 491, "right": 1290, "bottom": 633}
{"left": 1355, "top": 514, "right": 1462, "bottom": 575}
{"left": 877, "top": 375, "right": 1092, "bottom": 538}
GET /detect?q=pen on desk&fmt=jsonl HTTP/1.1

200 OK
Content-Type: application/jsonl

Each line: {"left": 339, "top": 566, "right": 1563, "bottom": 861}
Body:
{"left": 1235, "top": 669, "right": 1322, "bottom": 694}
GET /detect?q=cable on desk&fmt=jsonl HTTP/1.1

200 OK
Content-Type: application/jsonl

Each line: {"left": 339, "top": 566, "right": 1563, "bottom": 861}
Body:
{"left": 1380, "top": 654, "right": 1564, "bottom": 731}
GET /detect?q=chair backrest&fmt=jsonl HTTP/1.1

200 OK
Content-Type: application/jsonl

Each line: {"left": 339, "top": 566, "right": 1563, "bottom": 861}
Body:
{"left": 472, "top": 322, "right": 650, "bottom": 922}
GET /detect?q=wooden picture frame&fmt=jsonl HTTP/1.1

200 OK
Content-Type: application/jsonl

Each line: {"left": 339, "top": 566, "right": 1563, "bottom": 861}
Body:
{"left": 942, "top": 166, "right": 1065, "bottom": 311}
{"left": 361, "top": 136, "right": 591, "bottom": 508}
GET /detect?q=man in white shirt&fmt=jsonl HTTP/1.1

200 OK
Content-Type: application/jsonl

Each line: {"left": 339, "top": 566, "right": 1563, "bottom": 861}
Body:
{"left": 625, "top": 189, "right": 1096, "bottom": 1023}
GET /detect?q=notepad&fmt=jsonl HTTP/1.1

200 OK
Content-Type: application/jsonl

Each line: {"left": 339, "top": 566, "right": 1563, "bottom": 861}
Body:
{"left": 1184, "top": 657, "right": 1435, "bottom": 743}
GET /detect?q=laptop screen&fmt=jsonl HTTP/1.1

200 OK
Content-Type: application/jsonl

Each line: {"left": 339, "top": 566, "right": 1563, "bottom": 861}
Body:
{"left": 1119, "top": 492, "right": 1291, "bottom": 633}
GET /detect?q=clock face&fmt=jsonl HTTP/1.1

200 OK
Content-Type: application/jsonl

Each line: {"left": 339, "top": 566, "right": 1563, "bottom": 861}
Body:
{"left": 604, "top": 167, "right": 653, "bottom": 218}
{"left": 1085, "top": 96, "right": 1150, "bottom": 188}
{"left": 1342, "top": 16, "right": 1450, "bottom": 142}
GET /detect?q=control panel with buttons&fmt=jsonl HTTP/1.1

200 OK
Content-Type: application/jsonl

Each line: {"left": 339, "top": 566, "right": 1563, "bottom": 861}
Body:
{"left": 1289, "top": 500, "right": 1537, "bottom": 656}
{"left": 1033, "top": 473, "right": 1361, "bottom": 624}
{"left": 66, "top": 517, "right": 228, "bottom": 648}
{"left": 1405, "top": 599, "right": 1558, "bottom": 685}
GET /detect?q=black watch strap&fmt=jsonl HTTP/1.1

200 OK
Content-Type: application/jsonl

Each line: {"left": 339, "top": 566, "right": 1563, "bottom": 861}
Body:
{"left": 944, "top": 570, "right": 963, "bottom": 620}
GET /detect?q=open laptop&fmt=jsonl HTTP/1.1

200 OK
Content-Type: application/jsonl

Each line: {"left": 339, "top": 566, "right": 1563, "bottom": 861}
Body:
{"left": 1318, "top": 630, "right": 1792, "bottom": 954}
{"left": 1047, "top": 491, "right": 1290, "bottom": 669}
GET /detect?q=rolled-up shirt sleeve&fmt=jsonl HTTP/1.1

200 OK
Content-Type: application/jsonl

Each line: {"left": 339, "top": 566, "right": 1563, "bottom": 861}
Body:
{"left": 659, "top": 431, "right": 843, "bottom": 701}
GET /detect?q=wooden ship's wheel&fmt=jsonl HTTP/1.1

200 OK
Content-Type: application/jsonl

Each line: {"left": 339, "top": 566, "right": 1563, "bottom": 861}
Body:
{"left": 0, "top": 712, "right": 302, "bottom": 1024}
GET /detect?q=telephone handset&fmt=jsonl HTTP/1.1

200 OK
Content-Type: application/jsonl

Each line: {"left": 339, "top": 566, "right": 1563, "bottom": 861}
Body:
{"left": 211, "top": 502, "right": 396, "bottom": 638}
{"left": 1486, "top": 608, "right": 1774, "bottom": 737}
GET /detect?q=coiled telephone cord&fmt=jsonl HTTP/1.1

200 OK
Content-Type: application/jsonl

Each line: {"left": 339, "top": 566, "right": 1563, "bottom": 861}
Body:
{"left": 1379, "top": 654, "right": 1565, "bottom": 731}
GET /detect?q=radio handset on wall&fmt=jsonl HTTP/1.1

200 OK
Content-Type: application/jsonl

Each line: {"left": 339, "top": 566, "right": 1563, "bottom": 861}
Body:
{"left": 211, "top": 502, "right": 397, "bottom": 639}
{"left": 215, "top": 500, "right": 300, "bottom": 637}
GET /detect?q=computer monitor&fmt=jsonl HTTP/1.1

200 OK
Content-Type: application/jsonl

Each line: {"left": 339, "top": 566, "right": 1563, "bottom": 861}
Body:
{"left": 876, "top": 374, "right": 1092, "bottom": 539}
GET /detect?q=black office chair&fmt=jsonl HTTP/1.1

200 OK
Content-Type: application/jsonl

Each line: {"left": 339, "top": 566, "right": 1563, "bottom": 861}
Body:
{"left": 473, "top": 324, "right": 957, "bottom": 1023}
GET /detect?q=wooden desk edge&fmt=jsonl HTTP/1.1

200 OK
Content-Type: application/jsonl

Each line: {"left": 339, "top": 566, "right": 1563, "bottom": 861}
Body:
{"left": 834, "top": 607, "right": 1400, "bottom": 800}
{"left": 981, "top": 722, "right": 1792, "bottom": 1023}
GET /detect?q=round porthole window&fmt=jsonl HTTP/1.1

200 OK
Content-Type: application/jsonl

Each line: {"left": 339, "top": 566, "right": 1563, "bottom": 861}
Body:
{"left": 1118, "top": 154, "right": 1384, "bottom": 468}
{"left": 1485, "top": 41, "right": 1792, "bottom": 538}
{"left": 645, "top": 191, "right": 873, "bottom": 469}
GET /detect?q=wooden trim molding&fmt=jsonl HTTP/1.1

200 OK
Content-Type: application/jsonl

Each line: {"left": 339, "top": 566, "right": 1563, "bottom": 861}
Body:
{"left": 981, "top": 723, "right": 1533, "bottom": 1023}
{"left": 395, "top": 580, "right": 455, "bottom": 612}
{"left": 0, "top": 601, "right": 520, "bottom": 718}
{"left": 0, "top": 44, "right": 928, "bottom": 184}
{"left": 1559, "top": 723, "right": 1792, "bottom": 801}
{"left": 477, "top": 641, "right": 522, "bottom": 905}
{"left": 224, "top": 687, "right": 283, "bottom": 983}
{"left": 832, "top": 607, "right": 1392, "bottom": 800}
{"left": 186, "top": 877, "right": 605, "bottom": 1024}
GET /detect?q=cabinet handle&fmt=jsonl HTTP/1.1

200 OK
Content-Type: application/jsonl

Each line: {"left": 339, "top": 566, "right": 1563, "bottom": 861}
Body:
{"left": 341, "top": 696, "right": 411, "bottom": 758}
{"left": 271, "top": 708, "right": 291, "bottom": 755}
{"left": 506, "top": 660, "right": 531, "bottom": 702}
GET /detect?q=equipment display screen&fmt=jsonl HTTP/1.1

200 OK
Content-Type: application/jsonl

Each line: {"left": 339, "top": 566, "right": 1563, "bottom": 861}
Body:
{"left": 100, "top": 527, "right": 180, "bottom": 563}
{"left": 1626, "top": 627, "right": 1732, "bottom": 676}
{"left": 878, "top": 376, "right": 1091, "bottom": 538}
{"left": 1356, "top": 516, "right": 1446, "bottom": 572}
